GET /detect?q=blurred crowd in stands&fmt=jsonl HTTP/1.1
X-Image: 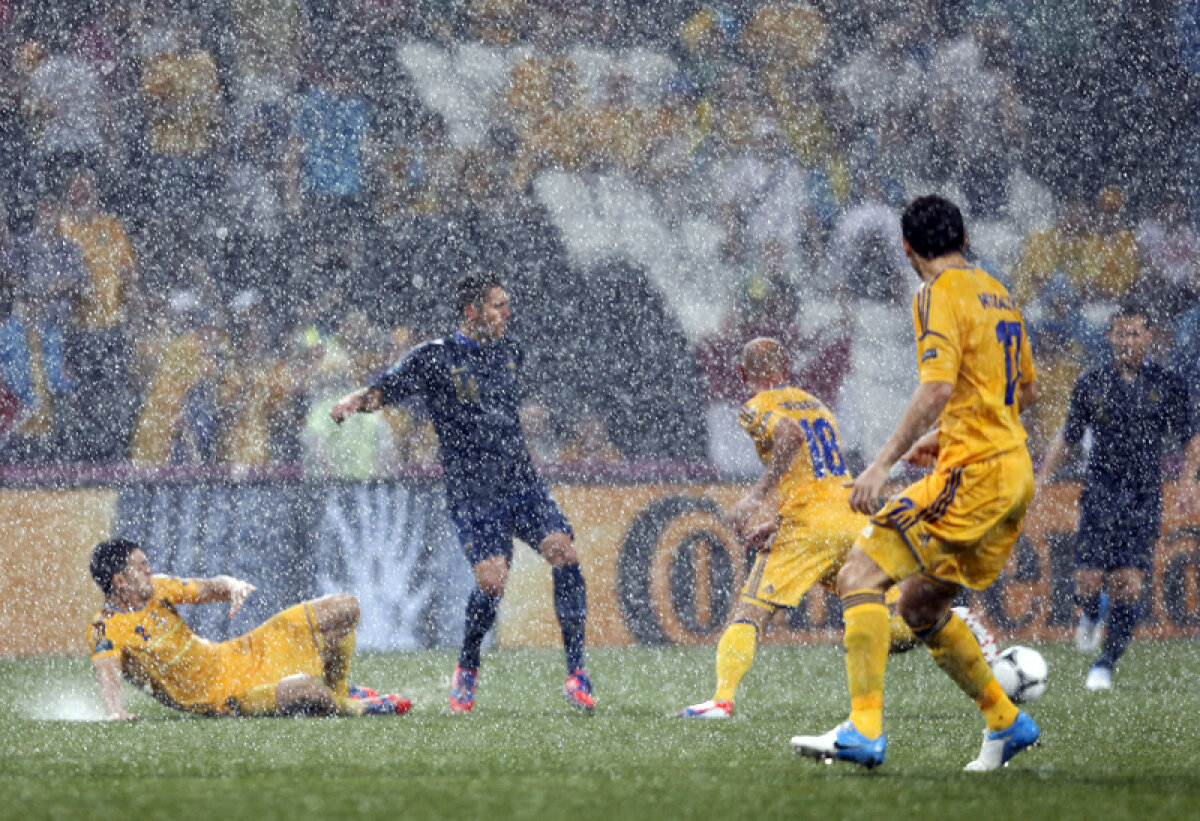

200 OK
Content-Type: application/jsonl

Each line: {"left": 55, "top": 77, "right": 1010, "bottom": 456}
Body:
{"left": 0, "top": 0, "right": 1198, "bottom": 479}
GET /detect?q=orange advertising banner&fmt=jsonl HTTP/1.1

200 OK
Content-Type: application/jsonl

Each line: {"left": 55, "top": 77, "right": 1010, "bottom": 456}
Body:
{"left": 498, "top": 481, "right": 1200, "bottom": 647}
{"left": 3, "top": 480, "right": 1197, "bottom": 656}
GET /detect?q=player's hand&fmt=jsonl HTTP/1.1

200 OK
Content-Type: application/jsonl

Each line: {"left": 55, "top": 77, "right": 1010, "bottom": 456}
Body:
{"left": 900, "top": 429, "right": 939, "bottom": 469}
{"left": 330, "top": 390, "right": 364, "bottom": 424}
{"left": 227, "top": 578, "right": 257, "bottom": 620}
{"left": 743, "top": 520, "right": 777, "bottom": 553}
{"left": 1177, "top": 478, "right": 1200, "bottom": 519}
{"left": 729, "top": 491, "right": 769, "bottom": 538}
{"left": 901, "top": 440, "right": 938, "bottom": 469}
{"left": 848, "top": 461, "right": 889, "bottom": 515}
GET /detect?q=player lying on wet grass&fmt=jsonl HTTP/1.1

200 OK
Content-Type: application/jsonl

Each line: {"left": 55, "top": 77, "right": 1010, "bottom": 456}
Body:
{"left": 89, "top": 539, "right": 410, "bottom": 720}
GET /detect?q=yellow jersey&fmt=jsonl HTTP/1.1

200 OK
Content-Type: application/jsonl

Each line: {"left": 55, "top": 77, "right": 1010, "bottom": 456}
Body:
{"left": 913, "top": 266, "right": 1035, "bottom": 468}
{"left": 739, "top": 386, "right": 853, "bottom": 513}
{"left": 89, "top": 577, "right": 225, "bottom": 713}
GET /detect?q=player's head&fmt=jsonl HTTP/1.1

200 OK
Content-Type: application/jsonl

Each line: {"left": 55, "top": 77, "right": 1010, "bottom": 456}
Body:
{"left": 900, "top": 195, "right": 966, "bottom": 262}
{"left": 738, "top": 337, "right": 790, "bottom": 390}
{"left": 1107, "top": 301, "right": 1152, "bottom": 369}
{"left": 456, "top": 271, "right": 511, "bottom": 342}
{"left": 91, "top": 539, "right": 151, "bottom": 599}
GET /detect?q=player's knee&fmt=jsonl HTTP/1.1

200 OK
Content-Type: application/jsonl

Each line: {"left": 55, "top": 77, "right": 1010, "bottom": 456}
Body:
{"left": 474, "top": 559, "right": 508, "bottom": 597}
{"left": 731, "top": 600, "right": 773, "bottom": 628}
{"left": 897, "top": 582, "right": 953, "bottom": 629}
{"left": 836, "top": 553, "right": 873, "bottom": 595}
{"left": 1109, "top": 570, "right": 1145, "bottom": 602}
{"left": 312, "top": 593, "right": 360, "bottom": 631}
{"left": 542, "top": 534, "right": 577, "bottom": 567}
{"left": 330, "top": 593, "right": 360, "bottom": 623}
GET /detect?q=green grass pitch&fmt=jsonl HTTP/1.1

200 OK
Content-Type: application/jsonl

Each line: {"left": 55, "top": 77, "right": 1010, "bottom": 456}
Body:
{"left": 3, "top": 641, "right": 1199, "bottom": 820}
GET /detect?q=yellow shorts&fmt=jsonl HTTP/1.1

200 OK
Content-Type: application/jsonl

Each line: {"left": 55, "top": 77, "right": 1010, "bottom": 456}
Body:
{"left": 741, "top": 502, "right": 865, "bottom": 610}
{"left": 210, "top": 602, "right": 327, "bottom": 715}
{"left": 861, "top": 448, "right": 1034, "bottom": 590}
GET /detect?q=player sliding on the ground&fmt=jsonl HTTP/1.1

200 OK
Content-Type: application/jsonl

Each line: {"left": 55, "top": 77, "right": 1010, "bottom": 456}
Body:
{"left": 88, "top": 539, "right": 410, "bottom": 720}
{"left": 676, "top": 338, "right": 995, "bottom": 720}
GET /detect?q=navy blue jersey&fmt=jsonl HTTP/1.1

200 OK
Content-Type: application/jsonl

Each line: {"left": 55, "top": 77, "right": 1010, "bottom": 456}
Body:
{"left": 1063, "top": 360, "right": 1195, "bottom": 523}
{"left": 371, "top": 333, "right": 540, "bottom": 509}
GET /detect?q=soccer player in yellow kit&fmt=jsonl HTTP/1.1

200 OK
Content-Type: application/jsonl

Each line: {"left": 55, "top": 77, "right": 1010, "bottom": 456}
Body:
{"left": 791, "top": 195, "right": 1040, "bottom": 771}
{"left": 88, "top": 539, "right": 409, "bottom": 719}
{"left": 677, "top": 338, "right": 995, "bottom": 719}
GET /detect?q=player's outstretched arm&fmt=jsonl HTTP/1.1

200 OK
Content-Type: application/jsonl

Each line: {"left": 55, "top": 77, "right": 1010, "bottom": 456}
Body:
{"left": 330, "top": 387, "right": 384, "bottom": 424}
{"left": 193, "top": 576, "right": 257, "bottom": 620}
{"left": 1034, "top": 431, "right": 1072, "bottom": 495}
{"left": 1177, "top": 432, "right": 1200, "bottom": 517}
{"left": 93, "top": 655, "right": 135, "bottom": 721}
{"left": 729, "top": 418, "right": 803, "bottom": 537}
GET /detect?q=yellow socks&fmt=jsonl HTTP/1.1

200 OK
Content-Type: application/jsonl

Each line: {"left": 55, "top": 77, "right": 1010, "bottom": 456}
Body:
{"left": 842, "top": 590, "right": 889, "bottom": 739}
{"left": 713, "top": 620, "right": 759, "bottom": 702}
{"left": 920, "top": 611, "right": 1019, "bottom": 732}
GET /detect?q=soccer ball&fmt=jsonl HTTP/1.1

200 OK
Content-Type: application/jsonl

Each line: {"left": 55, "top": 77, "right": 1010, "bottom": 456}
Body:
{"left": 991, "top": 645, "right": 1048, "bottom": 704}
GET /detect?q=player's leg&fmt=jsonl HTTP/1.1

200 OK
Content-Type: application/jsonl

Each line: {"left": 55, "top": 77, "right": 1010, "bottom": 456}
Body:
{"left": 790, "top": 544, "right": 892, "bottom": 767}
{"left": 539, "top": 532, "right": 587, "bottom": 669}
{"left": 448, "top": 506, "right": 512, "bottom": 712}
{"left": 309, "top": 593, "right": 360, "bottom": 701}
{"left": 464, "top": 555, "right": 509, "bottom": 665}
{"left": 1073, "top": 522, "right": 1109, "bottom": 655}
{"left": 900, "top": 575, "right": 1018, "bottom": 731}
{"left": 1090, "top": 565, "right": 1146, "bottom": 689}
{"left": 793, "top": 465, "right": 998, "bottom": 767}
{"left": 539, "top": 532, "right": 593, "bottom": 710}
{"left": 709, "top": 600, "right": 773, "bottom": 715}
{"left": 521, "top": 484, "right": 592, "bottom": 709}
{"left": 240, "top": 674, "right": 335, "bottom": 717}
{"left": 884, "top": 585, "right": 921, "bottom": 654}
{"left": 835, "top": 546, "right": 894, "bottom": 740}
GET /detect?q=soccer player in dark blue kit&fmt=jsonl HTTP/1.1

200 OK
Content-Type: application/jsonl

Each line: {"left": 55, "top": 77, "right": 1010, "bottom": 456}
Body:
{"left": 1037, "top": 302, "right": 1200, "bottom": 691}
{"left": 330, "top": 273, "right": 594, "bottom": 712}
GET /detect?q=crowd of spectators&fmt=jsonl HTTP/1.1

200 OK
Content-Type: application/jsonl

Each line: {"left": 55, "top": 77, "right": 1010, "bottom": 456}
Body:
{"left": 0, "top": 1, "right": 1197, "bottom": 479}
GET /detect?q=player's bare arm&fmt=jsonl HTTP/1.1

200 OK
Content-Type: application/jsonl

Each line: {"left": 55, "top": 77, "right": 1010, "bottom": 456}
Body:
{"left": 192, "top": 576, "right": 258, "bottom": 620}
{"left": 850, "top": 381, "right": 953, "bottom": 515}
{"left": 1034, "top": 430, "right": 1072, "bottom": 496}
{"left": 93, "top": 655, "right": 134, "bottom": 721}
{"left": 729, "top": 417, "right": 803, "bottom": 538}
{"left": 330, "top": 387, "right": 384, "bottom": 424}
{"left": 1018, "top": 380, "right": 1039, "bottom": 414}
{"left": 901, "top": 428, "right": 940, "bottom": 469}
{"left": 1176, "top": 433, "right": 1200, "bottom": 517}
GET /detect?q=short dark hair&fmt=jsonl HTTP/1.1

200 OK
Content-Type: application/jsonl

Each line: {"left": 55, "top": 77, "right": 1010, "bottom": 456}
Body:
{"left": 454, "top": 272, "right": 505, "bottom": 314}
{"left": 91, "top": 539, "right": 140, "bottom": 595}
{"left": 1110, "top": 300, "right": 1149, "bottom": 327}
{"left": 901, "top": 195, "right": 966, "bottom": 260}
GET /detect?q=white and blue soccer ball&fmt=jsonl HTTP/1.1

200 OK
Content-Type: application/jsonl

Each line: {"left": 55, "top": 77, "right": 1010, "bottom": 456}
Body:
{"left": 992, "top": 645, "right": 1048, "bottom": 704}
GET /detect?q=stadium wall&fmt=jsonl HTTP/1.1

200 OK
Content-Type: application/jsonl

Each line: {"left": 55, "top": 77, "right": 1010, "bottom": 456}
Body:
{"left": 2, "top": 478, "right": 1198, "bottom": 657}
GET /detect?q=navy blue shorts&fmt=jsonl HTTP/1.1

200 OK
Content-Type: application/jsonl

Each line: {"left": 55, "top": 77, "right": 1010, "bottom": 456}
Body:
{"left": 450, "top": 482, "right": 573, "bottom": 566}
{"left": 1075, "top": 517, "right": 1158, "bottom": 572}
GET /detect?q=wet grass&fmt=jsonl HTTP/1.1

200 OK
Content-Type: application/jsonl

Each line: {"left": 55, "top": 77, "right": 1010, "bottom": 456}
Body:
{"left": 2, "top": 641, "right": 1199, "bottom": 820}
